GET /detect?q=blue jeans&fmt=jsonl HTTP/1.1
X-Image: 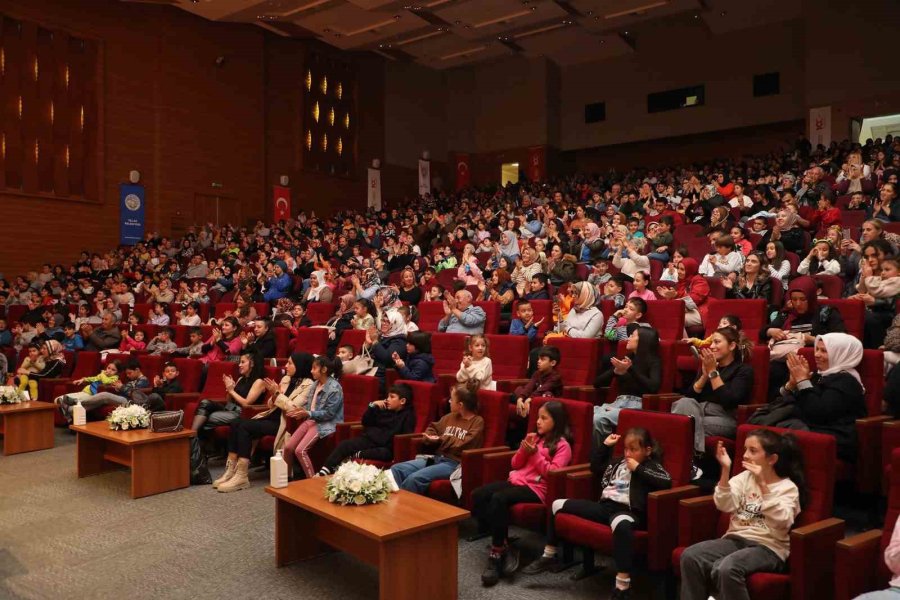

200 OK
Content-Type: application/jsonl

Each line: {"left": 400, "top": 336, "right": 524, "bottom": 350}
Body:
{"left": 856, "top": 590, "right": 900, "bottom": 599}
{"left": 390, "top": 456, "right": 459, "bottom": 495}
{"left": 593, "top": 395, "right": 643, "bottom": 444}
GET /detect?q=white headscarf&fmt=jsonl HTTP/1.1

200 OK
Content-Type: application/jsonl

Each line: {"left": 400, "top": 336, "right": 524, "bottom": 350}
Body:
{"left": 498, "top": 230, "right": 520, "bottom": 258}
{"left": 817, "top": 333, "right": 864, "bottom": 391}
{"left": 306, "top": 271, "right": 327, "bottom": 301}
{"left": 382, "top": 309, "right": 407, "bottom": 339}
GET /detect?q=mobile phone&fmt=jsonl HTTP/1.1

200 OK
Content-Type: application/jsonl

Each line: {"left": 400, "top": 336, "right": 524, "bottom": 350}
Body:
{"left": 842, "top": 228, "right": 851, "bottom": 241}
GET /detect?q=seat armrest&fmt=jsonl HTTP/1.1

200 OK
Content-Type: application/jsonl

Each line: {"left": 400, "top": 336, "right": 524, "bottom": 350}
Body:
{"left": 856, "top": 416, "right": 892, "bottom": 494}
{"left": 564, "top": 385, "right": 598, "bottom": 404}
{"left": 482, "top": 450, "right": 517, "bottom": 486}
{"left": 564, "top": 470, "right": 595, "bottom": 499}
{"left": 392, "top": 433, "right": 425, "bottom": 463}
{"left": 642, "top": 393, "right": 682, "bottom": 412}
{"left": 164, "top": 392, "right": 200, "bottom": 411}
{"left": 736, "top": 403, "right": 766, "bottom": 425}
{"left": 545, "top": 464, "right": 591, "bottom": 506}
{"left": 883, "top": 421, "right": 900, "bottom": 492}
{"left": 647, "top": 485, "right": 703, "bottom": 571}
{"left": 240, "top": 404, "right": 269, "bottom": 419}
{"left": 678, "top": 495, "right": 719, "bottom": 548}
{"left": 789, "top": 518, "right": 846, "bottom": 600}
{"left": 335, "top": 421, "right": 362, "bottom": 443}
{"left": 496, "top": 379, "right": 529, "bottom": 393}
{"left": 460, "top": 446, "right": 510, "bottom": 508}
{"left": 834, "top": 529, "right": 883, "bottom": 600}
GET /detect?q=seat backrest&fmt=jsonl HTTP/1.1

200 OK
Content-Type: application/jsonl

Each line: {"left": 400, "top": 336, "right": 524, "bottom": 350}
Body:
{"left": 529, "top": 397, "right": 594, "bottom": 464}
{"left": 658, "top": 340, "right": 677, "bottom": 393}
{"left": 136, "top": 354, "right": 163, "bottom": 379}
{"left": 201, "top": 361, "right": 238, "bottom": 397}
{"left": 717, "top": 425, "right": 837, "bottom": 535}
{"left": 485, "top": 334, "right": 529, "bottom": 380}
{"left": 214, "top": 303, "right": 237, "bottom": 318}
{"left": 71, "top": 351, "right": 101, "bottom": 379}
{"left": 545, "top": 337, "right": 600, "bottom": 387}
{"left": 134, "top": 324, "right": 159, "bottom": 342}
{"left": 704, "top": 277, "right": 727, "bottom": 300}
{"left": 704, "top": 298, "right": 767, "bottom": 341}
{"left": 643, "top": 300, "right": 686, "bottom": 341}
{"left": 431, "top": 333, "right": 468, "bottom": 375}
{"left": 617, "top": 410, "right": 694, "bottom": 486}
{"left": 474, "top": 301, "right": 500, "bottom": 334}
{"left": 748, "top": 344, "right": 770, "bottom": 405}
{"left": 290, "top": 327, "right": 328, "bottom": 356}
{"left": 253, "top": 302, "right": 269, "bottom": 317}
{"left": 673, "top": 224, "right": 704, "bottom": 245}
{"left": 341, "top": 374, "right": 380, "bottom": 422}
{"left": 820, "top": 299, "right": 865, "bottom": 339}
{"left": 396, "top": 380, "right": 441, "bottom": 432}
{"left": 102, "top": 352, "right": 130, "bottom": 365}
{"left": 306, "top": 302, "right": 337, "bottom": 326}
{"left": 172, "top": 358, "right": 203, "bottom": 392}
{"left": 814, "top": 274, "right": 844, "bottom": 300}
{"left": 338, "top": 329, "right": 367, "bottom": 354}
{"left": 509, "top": 299, "right": 552, "bottom": 340}
{"left": 132, "top": 303, "right": 153, "bottom": 320}
{"left": 477, "top": 389, "right": 511, "bottom": 448}
{"left": 417, "top": 301, "right": 446, "bottom": 332}
{"left": 273, "top": 327, "right": 290, "bottom": 358}
{"left": 62, "top": 351, "right": 75, "bottom": 376}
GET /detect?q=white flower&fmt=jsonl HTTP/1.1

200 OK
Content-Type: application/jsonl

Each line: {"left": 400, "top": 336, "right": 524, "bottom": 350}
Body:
{"left": 324, "top": 462, "right": 393, "bottom": 506}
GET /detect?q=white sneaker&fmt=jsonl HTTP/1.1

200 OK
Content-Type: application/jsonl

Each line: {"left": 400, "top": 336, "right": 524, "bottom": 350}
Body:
{"left": 691, "top": 464, "right": 703, "bottom": 480}
{"left": 385, "top": 470, "right": 400, "bottom": 493}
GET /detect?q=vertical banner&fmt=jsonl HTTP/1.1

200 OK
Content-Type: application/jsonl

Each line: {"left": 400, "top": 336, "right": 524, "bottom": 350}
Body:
{"left": 527, "top": 145, "right": 546, "bottom": 182}
{"left": 453, "top": 153, "right": 470, "bottom": 191}
{"left": 273, "top": 185, "right": 291, "bottom": 222}
{"left": 809, "top": 106, "right": 832, "bottom": 148}
{"left": 119, "top": 183, "right": 145, "bottom": 246}
{"left": 367, "top": 167, "right": 382, "bottom": 211}
{"left": 418, "top": 159, "right": 431, "bottom": 196}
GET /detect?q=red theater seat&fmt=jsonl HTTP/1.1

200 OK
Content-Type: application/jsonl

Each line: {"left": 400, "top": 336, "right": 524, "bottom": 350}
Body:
{"left": 306, "top": 302, "right": 337, "bottom": 326}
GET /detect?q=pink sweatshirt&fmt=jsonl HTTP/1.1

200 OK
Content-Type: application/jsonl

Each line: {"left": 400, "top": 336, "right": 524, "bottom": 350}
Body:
{"left": 508, "top": 437, "right": 573, "bottom": 503}
{"left": 887, "top": 515, "right": 900, "bottom": 588}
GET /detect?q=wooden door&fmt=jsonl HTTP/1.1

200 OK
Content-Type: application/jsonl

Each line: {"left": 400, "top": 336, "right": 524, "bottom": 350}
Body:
{"left": 193, "top": 194, "right": 240, "bottom": 228}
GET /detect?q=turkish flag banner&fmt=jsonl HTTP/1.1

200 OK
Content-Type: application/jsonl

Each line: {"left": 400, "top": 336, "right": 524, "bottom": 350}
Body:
{"left": 454, "top": 153, "right": 470, "bottom": 191}
{"left": 527, "top": 146, "right": 546, "bottom": 182}
{"left": 273, "top": 185, "right": 291, "bottom": 222}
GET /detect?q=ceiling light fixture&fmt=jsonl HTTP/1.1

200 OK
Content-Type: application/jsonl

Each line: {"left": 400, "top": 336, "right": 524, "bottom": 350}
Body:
{"left": 512, "top": 22, "right": 566, "bottom": 39}
{"left": 396, "top": 29, "right": 447, "bottom": 45}
{"left": 270, "top": 0, "right": 331, "bottom": 18}
{"left": 605, "top": 1, "right": 667, "bottom": 19}
{"left": 472, "top": 9, "right": 533, "bottom": 28}
{"left": 440, "top": 45, "right": 486, "bottom": 60}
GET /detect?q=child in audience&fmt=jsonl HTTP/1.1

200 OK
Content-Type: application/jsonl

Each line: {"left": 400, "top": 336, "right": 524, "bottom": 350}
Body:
{"left": 456, "top": 334, "right": 494, "bottom": 390}
{"left": 648, "top": 216, "right": 675, "bottom": 263}
{"left": 426, "top": 284, "right": 445, "bottom": 302}
{"left": 473, "top": 400, "right": 573, "bottom": 586}
{"left": 317, "top": 382, "right": 416, "bottom": 476}
{"left": 283, "top": 355, "right": 344, "bottom": 479}
{"left": 525, "top": 427, "right": 671, "bottom": 600}
{"left": 397, "top": 305, "right": 419, "bottom": 333}
{"left": 682, "top": 314, "right": 742, "bottom": 348}
{"left": 855, "top": 512, "right": 900, "bottom": 599}
{"left": 172, "top": 327, "right": 203, "bottom": 357}
{"left": 119, "top": 328, "right": 147, "bottom": 352}
{"left": 523, "top": 273, "right": 551, "bottom": 301}
{"left": 628, "top": 271, "right": 657, "bottom": 301}
{"left": 336, "top": 344, "right": 356, "bottom": 363}
{"left": 145, "top": 361, "right": 183, "bottom": 412}
{"left": 600, "top": 276, "right": 627, "bottom": 310}
{"left": 176, "top": 301, "right": 202, "bottom": 326}
{"left": 587, "top": 259, "right": 612, "bottom": 287}
{"left": 392, "top": 331, "right": 436, "bottom": 383}
{"left": 0, "top": 318, "right": 11, "bottom": 347}
{"left": 680, "top": 431, "right": 805, "bottom": 600}
{"left": 59, "top": 358, "right": 150, "bottom": 421}
{"left": 604, "top": 298, "right": 647, "bottom": 341}
{"left": 149, "top": 302, "right": 171, "bottom": 326}
{"left": 146, "top": 327, "right": 177, "bottom": 355}
{"left": 62, "top": 322, "right": 84, "bottom": 352}
{"left": 351, "top": 299, "right": 375, "bottom": 331}
{"left": 13, "top": 343, "right": 44, "bottom": 395}
{"left": 513, "top": 346, "right": 563, "bottom": 418}
{"left": 510, "top": 300, "right": 543, "bottom": 343}
{"left": 388, "top": 383, "right": 484, "bottom": 494}
{"left": 54, "top": 360, "right": 121, "bottom": 421}
{"left": 16, "top": 340, "right": 66, "bottom": 400}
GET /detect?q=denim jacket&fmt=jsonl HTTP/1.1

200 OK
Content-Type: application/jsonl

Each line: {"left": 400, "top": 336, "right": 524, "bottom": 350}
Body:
{"left": 306, "top": 377, "right": 344, "bottom": 439}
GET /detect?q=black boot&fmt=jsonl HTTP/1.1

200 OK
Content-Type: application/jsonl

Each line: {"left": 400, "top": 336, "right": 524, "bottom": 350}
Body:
{"left": 481, "top": 553, "right": 503, "bottom": 587}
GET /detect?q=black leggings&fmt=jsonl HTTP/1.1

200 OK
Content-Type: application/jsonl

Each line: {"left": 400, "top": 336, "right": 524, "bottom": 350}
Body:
{"left": 550, "top": 499, "right": 639, "bottom": 573}
{"left": 471, "top": 480, "right": 542, "bottom": 546}
{"left": 227, "top": 412, "right": 280, "bottom": 458}
{"left": 322, "top": 437, "right": 393, "bottom": 472}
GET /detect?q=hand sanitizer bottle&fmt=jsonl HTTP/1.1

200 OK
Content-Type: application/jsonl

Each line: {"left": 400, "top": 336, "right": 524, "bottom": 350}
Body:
{"left": 72, "top": 400, "right": 87, "bottom": 426}
{"left": 270, "top": 450, "right": 288, "bottom": 488}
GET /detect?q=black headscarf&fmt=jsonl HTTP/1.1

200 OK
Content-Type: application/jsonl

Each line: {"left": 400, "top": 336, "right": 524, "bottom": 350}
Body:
{"left": 286, "top": 352, "right": 314, "bottom": 395}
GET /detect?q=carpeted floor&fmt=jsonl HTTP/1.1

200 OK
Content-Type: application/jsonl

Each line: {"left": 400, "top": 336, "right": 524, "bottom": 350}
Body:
{"left": 0, "top": 430, "right": 656, "bottom": 600}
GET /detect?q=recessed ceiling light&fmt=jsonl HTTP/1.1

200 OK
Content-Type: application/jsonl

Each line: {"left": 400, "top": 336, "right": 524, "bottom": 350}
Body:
{"left": 720, "top": 10, "right": 727, "bottom": 16}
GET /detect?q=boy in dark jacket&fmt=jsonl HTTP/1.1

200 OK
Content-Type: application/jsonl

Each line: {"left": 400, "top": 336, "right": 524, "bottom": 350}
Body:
{"left": 513, "top": 346, "right": 564, "bottom": 418}
{"left": 317, "top": 383, "right": 416, "bottom": 475}
{"left": 142, "top": 361, "right": 184, "bottom": 412}
{"left": 392, "top": 331, "right": 436, "bottom": 383}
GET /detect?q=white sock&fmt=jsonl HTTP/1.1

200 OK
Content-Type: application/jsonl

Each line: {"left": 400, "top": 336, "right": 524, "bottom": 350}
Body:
{"left": 615, "top": 576, "right": 631, "bottom": 591}
{"left": 542, "top": 546, "right": 557, "bottom": 558}
{"left": 385, "top": 470, "right": 400, "bottom": 492}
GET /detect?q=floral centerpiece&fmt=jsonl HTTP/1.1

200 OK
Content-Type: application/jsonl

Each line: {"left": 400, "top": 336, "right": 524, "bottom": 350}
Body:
{"left": 0, "top": 386, "right": 25, "bottom": 405}
{"left": 325, "top": 462, "right": 394, "bottom": 506}
{"left": 107, "top": 405, "right": 151, "bottom": 431}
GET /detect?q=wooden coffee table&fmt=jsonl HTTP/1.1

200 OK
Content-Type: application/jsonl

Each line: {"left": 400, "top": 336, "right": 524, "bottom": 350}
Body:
{"left": 70, "top": 421, "right": 195, "bottom": 498}
{"left": 266, "top": 478, "right": 469, "bottom": 600}
{"left": 0, "top": 401, "right": 55, "bottom": 455}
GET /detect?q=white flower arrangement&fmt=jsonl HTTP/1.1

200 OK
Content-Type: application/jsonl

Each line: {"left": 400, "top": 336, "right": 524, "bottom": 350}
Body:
{"left": 107, "top": 404, "right": 151, "bottom": 431}
{"left": 325, "top": 462, "right": 394, "bottom": 506}
{"left": 0, "top": 386, "right": 25, "bottom": 405}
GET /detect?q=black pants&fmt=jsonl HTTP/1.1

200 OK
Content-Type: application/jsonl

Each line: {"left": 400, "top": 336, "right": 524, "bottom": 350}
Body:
{"left": 768, "top": 360, "right": 789, "bottom": 401}
{"left": 322, "top": 437, "right": 393, "bottom": 472}
{"left": 471, "top": 480, "right": 541, "bottom": 546}
{"left": 550, "top": 499, "right": 639, "bottom": 573}
{"left": 864, "top": 310, "right": 893, "bottom": 349}
{"left": 227, "top": 412, "right": 280, "bottom": 458}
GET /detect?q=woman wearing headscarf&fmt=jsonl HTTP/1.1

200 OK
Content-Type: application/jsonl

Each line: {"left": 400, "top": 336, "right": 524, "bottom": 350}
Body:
{"left": 762, "top": 275, "right": 846, "bottom": 398}
{"left": 478, "top": 268, "right": 517, "bottom": 317}
{"left": 560, "top": 281, "right": 604, "bottom": 338}
{"left": 24, "top": 340, "right": 67, "bottom": 400}
{"left": 498, "top": 230, "right": 521, "bottom": 262}
{"left": 511, "top": 247, "right": 545, "bottom": 297}
{"left": 770, "top": 333, "right": 867, "bottom": 461}
{"left": 574, "top": 222, "right": 606, "bottom": 264}
{"left": 303, "top": 270, "right": 334, "bottom": 304}
{"left": 213, "top": 352, "right": 316, "bottom": 492}
{"left": 770, "top": 208, "right": 807, "bottom": 255}
{"left": 263, "top": 261, "right": 292, "bottom": 303}
{"left": 353, "top": 268, "right": 381, "bottom": 301}
{"left": 657, "top": 257, "right": 710, "bottom": 329}
{"left": 364, "top": 309, "right": 408, "bottom": 393}
{"left": 326, "top": 293, "right": 357, "bottom": 357}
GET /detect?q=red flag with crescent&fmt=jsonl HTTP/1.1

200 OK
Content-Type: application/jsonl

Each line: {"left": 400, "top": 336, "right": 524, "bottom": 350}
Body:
{"left": 273, "top": 185, "right": 291, "bottom": 222}
{"left": 454, "top": 153, "right": 470, "bottom": 191}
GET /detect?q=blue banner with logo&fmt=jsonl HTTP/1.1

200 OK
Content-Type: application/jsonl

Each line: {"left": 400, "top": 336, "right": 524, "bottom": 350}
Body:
{"left": 119, "top": 184, "right": 145, "bottom": 245}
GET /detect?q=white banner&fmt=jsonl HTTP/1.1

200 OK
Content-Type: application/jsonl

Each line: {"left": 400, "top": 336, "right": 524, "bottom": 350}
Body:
{"left": 367, "top": 167, "right": 382, "bottom": 211}
{"left": 809, "top": 106, "right": 832, "bottom": 148}
{"left": 418, "top": 159, "right": 431, "bottom": 196}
